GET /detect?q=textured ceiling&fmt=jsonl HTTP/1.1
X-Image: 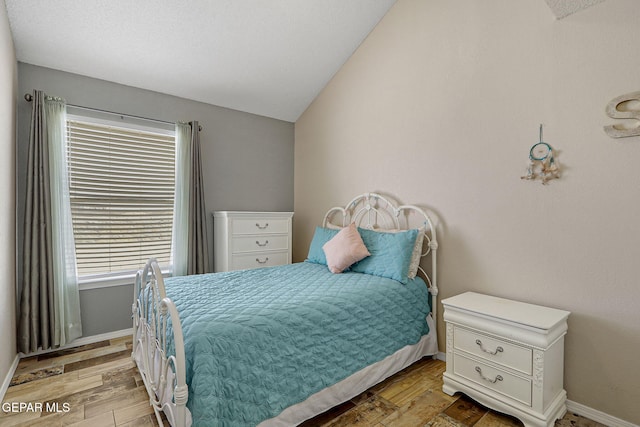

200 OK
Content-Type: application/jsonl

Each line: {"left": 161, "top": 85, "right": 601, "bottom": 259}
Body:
{"left": 5, "top": 0, "right": 396, "bottom": 122}
{"left": 545, "top": 0, "right": 606, "bottom": 19}
{"left": 5, "top": 1, "right": 606, "bottom": 122}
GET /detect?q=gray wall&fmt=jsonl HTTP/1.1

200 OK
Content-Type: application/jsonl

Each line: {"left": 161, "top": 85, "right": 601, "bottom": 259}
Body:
{"left": 17, "top": 63, "right": 294, "bottom": 336}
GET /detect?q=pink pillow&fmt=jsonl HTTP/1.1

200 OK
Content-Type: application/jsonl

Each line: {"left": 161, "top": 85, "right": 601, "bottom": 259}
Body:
{"left": 322, "top": 223, "right": 370, "bottom": 273}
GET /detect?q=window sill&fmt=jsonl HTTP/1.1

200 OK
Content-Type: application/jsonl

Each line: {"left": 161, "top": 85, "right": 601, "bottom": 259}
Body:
{"left": 78, "top": 269, "right": 173, "bottom": 291}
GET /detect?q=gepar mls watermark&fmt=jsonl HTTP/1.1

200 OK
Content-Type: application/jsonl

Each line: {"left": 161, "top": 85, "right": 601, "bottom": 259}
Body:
{"left": 2, "top": 401, "right": 71, "bottom": 414}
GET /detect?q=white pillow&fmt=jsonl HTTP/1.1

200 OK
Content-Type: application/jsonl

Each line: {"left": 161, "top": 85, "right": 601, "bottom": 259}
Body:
{"left": 408, "top": 227, "right": 425, "bottom": 279}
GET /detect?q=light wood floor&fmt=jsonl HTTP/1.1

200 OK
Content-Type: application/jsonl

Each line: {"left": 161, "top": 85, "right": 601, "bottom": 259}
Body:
{"left": 1, "top": 336, "right": 605, "bottom": 427}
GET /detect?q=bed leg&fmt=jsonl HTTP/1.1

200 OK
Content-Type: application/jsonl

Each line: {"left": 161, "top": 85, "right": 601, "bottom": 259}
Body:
{"left": 174, "top": 385, "right": 188, "bottom": 427}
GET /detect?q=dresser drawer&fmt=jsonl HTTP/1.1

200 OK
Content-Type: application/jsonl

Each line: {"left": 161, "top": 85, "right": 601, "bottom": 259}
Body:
{"left": 214, "top": 211, "right": 293, "bottom": 272}
{"left": 454, "top": 327, "right": 532, "bottom": 375}
{"left": 231, "top": 251, "right": 289, "bottom": 270}
{"left": 453, "top": 353, "right": 532, "bottom": 406}
{"left": 232, "top": 218, "right": 290, "bottom": 235}
{"left": 232, "top": 235, "right": 289, "bottom": 253}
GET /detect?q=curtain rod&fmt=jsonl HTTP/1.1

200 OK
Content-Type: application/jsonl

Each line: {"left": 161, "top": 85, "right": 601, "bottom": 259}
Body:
{"left": 24, "top": 93, "right": 202, "bottom": 131}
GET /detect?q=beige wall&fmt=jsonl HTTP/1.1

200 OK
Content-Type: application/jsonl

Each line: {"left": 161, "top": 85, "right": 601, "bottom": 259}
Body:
{"left": 294, "top": 0, "right": 640, "bottom": 424}
{"left": 0, "top": 0, "right": 17, "bottom": 392}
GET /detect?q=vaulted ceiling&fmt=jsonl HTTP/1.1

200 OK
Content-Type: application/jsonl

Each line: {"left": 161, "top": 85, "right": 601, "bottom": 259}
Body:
{"left": 5, "top": 0, "right": 606, "bottom": 122}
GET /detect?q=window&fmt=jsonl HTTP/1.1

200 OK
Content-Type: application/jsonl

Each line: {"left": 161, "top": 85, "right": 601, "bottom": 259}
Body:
{"left": 66, "top": 115, "right": 175, "bottom": 282}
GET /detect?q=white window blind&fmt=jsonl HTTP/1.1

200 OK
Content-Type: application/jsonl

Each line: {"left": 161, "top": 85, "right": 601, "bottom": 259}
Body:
{"left": 66, "top": 119, "right": 175, "bottom": 278}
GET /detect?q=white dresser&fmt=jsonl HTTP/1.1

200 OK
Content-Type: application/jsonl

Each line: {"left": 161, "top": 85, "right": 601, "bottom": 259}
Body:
{"left": 442, "top": 292, "right": 570, "bottom": 427}
{"left": 213, "top": 211, "right": 294, "bottom": 272}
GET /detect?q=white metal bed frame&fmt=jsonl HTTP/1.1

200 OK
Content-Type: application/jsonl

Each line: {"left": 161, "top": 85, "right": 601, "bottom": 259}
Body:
{"left": 132, "top": 261, "right": 189, "bottom": 427}
{"left": 132, "top": 192, "right": 438, "bottom": 427}
{"left": 322, "top": 192, "right": 439, "bottom": 321}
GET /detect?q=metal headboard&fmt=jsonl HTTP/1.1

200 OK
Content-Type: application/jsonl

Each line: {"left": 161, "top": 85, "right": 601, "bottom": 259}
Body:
{"left": 322, "top": 192, "right": 439, "bottom": 317}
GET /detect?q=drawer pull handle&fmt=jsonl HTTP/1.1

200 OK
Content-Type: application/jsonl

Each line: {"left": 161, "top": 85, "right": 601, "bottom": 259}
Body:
{"left": 475, "top": 366, "right": 503, "bottom": 384}
{"left": 475, "top": 339, "right": 503, "bottom": 355}
{"left": 256, "top": 223, "right": 269, "bottom": 229}
{"left": 256, "top": 257, "right": 269, "bottom": 264}
{"left": 256, "top": 240, "right": 269, "bottom": 247}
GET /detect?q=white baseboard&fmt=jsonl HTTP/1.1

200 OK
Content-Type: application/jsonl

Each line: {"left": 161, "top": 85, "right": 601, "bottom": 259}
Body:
{"left": 436, "top": 351, "right": 446, "bottom": 361}
{"left": 0, "top": 354, "right": 20, "bottom": 402}
{"left": 19, "top": 328, "right": 133, "bottom": 358}
{"left": 567, "top": 400, "right": 639, "bottom": 427}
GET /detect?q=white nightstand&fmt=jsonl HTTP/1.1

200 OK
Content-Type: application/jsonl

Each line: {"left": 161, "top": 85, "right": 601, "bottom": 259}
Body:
{"left": 442, "top": 292, "right": 570, "bottom": 427}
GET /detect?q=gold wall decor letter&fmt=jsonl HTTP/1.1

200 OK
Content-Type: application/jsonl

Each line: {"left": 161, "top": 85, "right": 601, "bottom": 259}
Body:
{"left": 604, "top": 91, "right": 640, "bottom": 138}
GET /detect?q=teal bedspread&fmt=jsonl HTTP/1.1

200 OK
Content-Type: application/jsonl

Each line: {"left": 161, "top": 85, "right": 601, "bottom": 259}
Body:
{"left": 163, "top": 262, "right": 431, "bottom": 427}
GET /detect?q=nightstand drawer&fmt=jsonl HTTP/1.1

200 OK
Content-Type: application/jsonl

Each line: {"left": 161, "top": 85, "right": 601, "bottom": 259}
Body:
{"left": 443, "top": 292, "right": 570, "bottom": 426}
{"left": 454, "top": 327, "right": 532, "bottom": 375}
{"left": 233, "top": 218, "right": 290, "bottom": 235}
{"left": 231, "top": 251, "right": 289, "bottom": 270}
{"left": 453, "top": 353, "right": 532, "bottom": 406}
{"left": 232, "top": 235, "right": 289, "bottom": 253}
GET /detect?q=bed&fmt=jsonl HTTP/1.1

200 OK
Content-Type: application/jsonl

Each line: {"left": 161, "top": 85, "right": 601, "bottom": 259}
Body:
{"left": 132, "top": 192, "right": 439, "bottom": 427}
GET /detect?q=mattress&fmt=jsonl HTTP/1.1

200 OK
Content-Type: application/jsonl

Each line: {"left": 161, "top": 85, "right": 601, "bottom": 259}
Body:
{"left": 163, "top": 261, "right": 432, "bottom": 427}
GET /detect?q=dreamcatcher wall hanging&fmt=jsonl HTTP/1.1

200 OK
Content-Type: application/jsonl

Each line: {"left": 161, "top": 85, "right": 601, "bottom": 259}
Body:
{"left": 521, "top": 125, "right": 560, "bottom": 185}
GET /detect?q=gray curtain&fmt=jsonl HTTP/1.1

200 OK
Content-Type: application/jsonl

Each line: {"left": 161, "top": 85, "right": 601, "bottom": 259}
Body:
{"left": 187, "top": 121, "right": 210, "bottom": 274}
{"left": 19, "top": 90, "right": 82, "bottom": 354}
{"left": 19, "top": 90, "right": 55, "bottom": 353}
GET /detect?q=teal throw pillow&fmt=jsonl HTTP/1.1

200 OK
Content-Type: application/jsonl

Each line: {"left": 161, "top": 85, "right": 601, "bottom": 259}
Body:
{"left": 351, "top": 227, "right": 419, "bottom": 284}
{"left": 305, "top": 226, "right": 340, "bottom": 265}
